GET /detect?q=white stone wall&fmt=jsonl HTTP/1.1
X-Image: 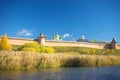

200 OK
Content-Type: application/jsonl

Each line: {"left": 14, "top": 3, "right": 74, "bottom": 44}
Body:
{"left": 0, "top": 37, "right": 120, "bottom": 49}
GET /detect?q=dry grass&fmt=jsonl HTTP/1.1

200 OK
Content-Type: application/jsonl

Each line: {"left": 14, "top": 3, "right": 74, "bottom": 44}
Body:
{"left": 0, "top": 51, "right": 120, "bottom": 70}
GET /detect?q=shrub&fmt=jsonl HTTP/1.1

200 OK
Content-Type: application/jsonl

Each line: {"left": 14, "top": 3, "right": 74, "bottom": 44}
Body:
{"left": 22, "top": 42, "right": 40, "bottom": 52}
{"left": 44, "top": 47, "right": 54, "bottom": 53}
{"left": 53, "top": 46, "right": 119, "bottom": 55}
{"left": 53, "top": 46, "right": 98, "bottom": 54}
{"left": 12, "top": 45, "right": 22, "bottom": 51}
{"left": 111, "top": 49, "right": 115, "bottom": 54}
{"left": 21, "top": 42, "right": 54, "bottom": 53}
{"left": 39, "top": 45, "right": 46, "bottom": 53}
{"left": 0, "top": 34, "right": 12, "bottom": 51}
{"left": 89, "top": 49, "right": 96, "bottom": 54}
{"left": 22, "top": 47, "right": 37, "bottom": 52}
{"left": 103, "top": 49, "right": 115, "bottom": 55}
{"left": 39, "top": 45, "right": 55, "bottom": 53}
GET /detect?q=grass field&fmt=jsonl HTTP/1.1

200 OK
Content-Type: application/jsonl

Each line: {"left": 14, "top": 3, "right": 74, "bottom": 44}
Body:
{"left": 0, "top": 51, "right": 120, "bottom": 70}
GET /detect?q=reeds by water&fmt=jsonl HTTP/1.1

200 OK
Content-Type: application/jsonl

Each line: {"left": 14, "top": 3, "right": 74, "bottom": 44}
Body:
{"left": 0, "top": 51, "right": 120, "bottom": 70}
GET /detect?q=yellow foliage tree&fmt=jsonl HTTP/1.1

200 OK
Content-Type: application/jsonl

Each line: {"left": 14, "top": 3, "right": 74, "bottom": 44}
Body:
{"left": 22, "top": 42, "right": 40, "bottom": 52}
{"left": 0, "top": 34, "right": 12, "bottom": 51}
{"left": 44, "top": 46, "right": 54, "bottom": 53}
{"left": 22, "top": 42, "right": 55, "bottom": 53}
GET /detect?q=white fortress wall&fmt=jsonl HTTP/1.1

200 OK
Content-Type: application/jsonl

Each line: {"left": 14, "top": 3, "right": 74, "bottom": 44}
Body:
{"left": 45, "top": 40, "right": 105, "bottom": 49}
{"left": 0, "top": 37, "right": 120, "bottom": 49}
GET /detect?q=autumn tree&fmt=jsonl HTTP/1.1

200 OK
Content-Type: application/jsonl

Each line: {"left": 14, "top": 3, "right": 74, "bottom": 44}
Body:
{"left": 22, "top": 42, "right": 54, "bottom": 53}
{"left": 0, "top": 34, "right": 12, "bottom": 51}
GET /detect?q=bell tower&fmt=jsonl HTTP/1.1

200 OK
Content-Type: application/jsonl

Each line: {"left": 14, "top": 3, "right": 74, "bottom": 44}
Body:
{"left": 82, "top": 34, "right": 85, "bottom": 41}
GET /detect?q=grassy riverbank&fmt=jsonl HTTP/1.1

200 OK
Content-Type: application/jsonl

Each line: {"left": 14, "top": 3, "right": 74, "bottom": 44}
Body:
{"left": 0, "top": 51, "right": 120, "bottom": 70}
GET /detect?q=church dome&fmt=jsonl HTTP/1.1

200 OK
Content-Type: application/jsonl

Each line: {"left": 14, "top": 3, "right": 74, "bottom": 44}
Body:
{"left": 52, "top": 34, "right": 62, "bottom": 41}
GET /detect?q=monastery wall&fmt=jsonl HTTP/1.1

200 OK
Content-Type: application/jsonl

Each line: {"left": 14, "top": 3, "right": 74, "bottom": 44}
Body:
{"left": 45, "top": 40, "right": 105, "bottom": 49}
{"left": 116, "top": 45, "right": 120, "bottom": 49}
{"left": 0, "top": 37, "right": 35, "bottom": 45}
{"left": 44, "top": 41, "right": 120, "bottom": 49}
{"left": 0, "top": 37, "right": 120, "bottom": 49}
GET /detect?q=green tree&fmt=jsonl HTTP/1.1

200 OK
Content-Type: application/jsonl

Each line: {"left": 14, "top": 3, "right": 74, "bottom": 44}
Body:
{"left": 0, "top": 34, "right": 12, "bottom": 51}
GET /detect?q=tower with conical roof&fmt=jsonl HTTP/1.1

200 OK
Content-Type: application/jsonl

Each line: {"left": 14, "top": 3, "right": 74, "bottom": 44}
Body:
{"left": 111, "top": 38, "right": 117, "bottom": 49}
{"left": 38, "top": 33, "right": 46, "bottom": 44}
{"left": 104, "top": 38, "right": 117, "bottom": 49}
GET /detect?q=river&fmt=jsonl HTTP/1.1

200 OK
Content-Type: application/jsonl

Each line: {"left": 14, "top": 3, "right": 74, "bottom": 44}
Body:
{"left": 0, "top": 66, "right": 120, "bottom": 80}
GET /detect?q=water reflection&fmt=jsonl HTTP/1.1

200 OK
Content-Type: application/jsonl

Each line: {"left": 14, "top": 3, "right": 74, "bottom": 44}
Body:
{"left": 0, "top": 66, "right": 120, "bottom": 80}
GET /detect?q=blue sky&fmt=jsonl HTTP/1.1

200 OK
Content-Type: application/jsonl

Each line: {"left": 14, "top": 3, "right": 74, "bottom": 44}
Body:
{"left": 0, "top": 0, "right": 120, "bottom": 43}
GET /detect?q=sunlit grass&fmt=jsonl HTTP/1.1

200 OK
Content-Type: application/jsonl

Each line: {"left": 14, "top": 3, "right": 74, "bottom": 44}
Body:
{"left": 0, "top": 51, "right": 120, "bottom": 70}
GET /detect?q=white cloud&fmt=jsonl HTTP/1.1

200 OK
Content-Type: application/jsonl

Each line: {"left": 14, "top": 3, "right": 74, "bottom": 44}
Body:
{"left": 17, "top": 29, "right": 33, "bottom": 36}
{"left": 63, "top": 33, "right": 71, "bottom": 38}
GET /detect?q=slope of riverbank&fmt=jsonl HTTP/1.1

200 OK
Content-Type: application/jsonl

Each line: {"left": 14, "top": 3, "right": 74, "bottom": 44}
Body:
{"left": 0, "top": 51, "right": 120, "bottom": 70}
